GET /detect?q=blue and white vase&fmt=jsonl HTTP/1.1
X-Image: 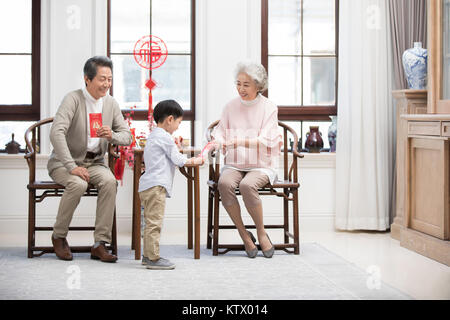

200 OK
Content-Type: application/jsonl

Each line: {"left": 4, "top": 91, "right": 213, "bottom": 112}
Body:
{"left": 328, "top": 116, "right": 337, "bottom": 153}
{"left": 402, "top": 42, "right": 428, "bottom": 90}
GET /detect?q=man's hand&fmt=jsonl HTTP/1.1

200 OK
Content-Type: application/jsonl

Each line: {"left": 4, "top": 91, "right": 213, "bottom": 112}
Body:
{"left": 97, "top": 125, "right": 112, "bottom": 141}
{"left": 70, "top": 166, "right": 90, "bottom": 182}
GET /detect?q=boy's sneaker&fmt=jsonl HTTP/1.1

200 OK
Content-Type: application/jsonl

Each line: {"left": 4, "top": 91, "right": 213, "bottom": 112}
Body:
{"left": 143, "top": 257, "right": 176, "bottom": 270}
{"left": 141, "top": 256, "right": 151, "bottom": 265}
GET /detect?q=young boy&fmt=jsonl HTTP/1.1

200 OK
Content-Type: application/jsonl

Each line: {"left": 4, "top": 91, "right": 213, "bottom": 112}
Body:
{"left": 138, "top": 100, "right": 203, "bottom": 270}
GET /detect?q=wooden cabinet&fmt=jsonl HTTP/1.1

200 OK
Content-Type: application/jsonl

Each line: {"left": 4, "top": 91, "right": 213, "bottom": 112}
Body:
{"left": 407, "top": 137, "right": 449, "bottom": 239}
{"left": 391, "top": 90, "right": 427, "bottom": 240}
{"left": 400, "top": 114, "right": 450, "bottom": 265}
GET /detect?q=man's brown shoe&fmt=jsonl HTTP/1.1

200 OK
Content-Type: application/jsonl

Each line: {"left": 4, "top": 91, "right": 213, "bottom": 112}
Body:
{"left": 90, "top": 243, "right": 117, "bottom": 263}
{"left": 51, "top": 236, "right": 73, "bottom": 261}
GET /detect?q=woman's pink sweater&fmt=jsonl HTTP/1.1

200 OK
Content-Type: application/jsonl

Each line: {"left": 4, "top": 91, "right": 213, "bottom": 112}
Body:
{"left": 212, "top": 94, "right": 282, "bottom": 170}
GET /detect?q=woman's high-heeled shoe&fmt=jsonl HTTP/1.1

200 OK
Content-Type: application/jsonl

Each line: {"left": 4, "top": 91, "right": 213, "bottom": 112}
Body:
{"left": 262, "top": 233, "right": 275, "bottom": 258}
{"left": 245, "top": 231, "right": 258, "bottom": 258}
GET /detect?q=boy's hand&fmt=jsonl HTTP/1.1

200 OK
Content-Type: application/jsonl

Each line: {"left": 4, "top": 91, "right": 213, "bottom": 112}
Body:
{"left": 174, "top": 137, "right": 182, "bottom": 151}
{"left": 194, "top": 156, "right": 205, "bottom": 165}
{"left": 184, "top": 156, "right": 205, "bottom": 167}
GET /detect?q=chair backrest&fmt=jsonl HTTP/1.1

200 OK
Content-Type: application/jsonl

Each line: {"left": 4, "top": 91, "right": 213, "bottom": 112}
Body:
{"left": 24, "top": 118, "right": 119, "bottom": 184}
{"left": 205, "top": 120, "right": 303, "bottom": 183}
{"left": 24, "top": 117, "right": 54, "bottom": 184}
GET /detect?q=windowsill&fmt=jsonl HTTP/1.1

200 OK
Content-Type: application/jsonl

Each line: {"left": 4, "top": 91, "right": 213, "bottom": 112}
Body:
{"left": 0, "top": 152, "right": 337, "bottom": 170}
{"left": 0, "top": 153, "right": 49, "bottom": 169}
{"left": 291, "top": 152, "right": 336, "bottom": 168}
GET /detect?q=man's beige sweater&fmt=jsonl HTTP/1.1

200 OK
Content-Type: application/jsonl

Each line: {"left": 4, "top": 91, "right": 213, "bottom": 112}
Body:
{"left": 48, "top": 89, "right": 132, "bottom": 174}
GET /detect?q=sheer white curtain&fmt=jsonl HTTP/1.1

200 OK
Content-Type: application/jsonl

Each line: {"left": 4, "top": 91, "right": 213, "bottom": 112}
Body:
{"left": 335, "top": 0, "right": 395, "bottom": 230}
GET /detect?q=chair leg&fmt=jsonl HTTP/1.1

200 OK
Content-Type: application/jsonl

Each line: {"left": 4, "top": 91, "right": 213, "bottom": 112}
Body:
{"left": 131, "top": 199, "right": 135, "bottom": 250}
{"left": 293, "top": 188, "right": 300, "bottom": 255}
{"left": 111, "top": 208, "right": 118, "bottom": 255}
{"left": 206, "top": 188, "right": 213, "bottom": 249}
{"left": 283, "top": 189, "right": 289, "bottom": 244}
{"left": 212, "top": 190, "right": 220, "bottom": 256}
{"left": 28, "top": 190, "right": 36, "bottom": 258}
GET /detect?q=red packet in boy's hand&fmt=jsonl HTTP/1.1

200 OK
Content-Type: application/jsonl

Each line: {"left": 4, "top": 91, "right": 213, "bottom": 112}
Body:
{"left": 198, "top": 141, "right": 215, "bottom": 158}
{"left": 89, "top": 113, "right": 102, "bottom": 138}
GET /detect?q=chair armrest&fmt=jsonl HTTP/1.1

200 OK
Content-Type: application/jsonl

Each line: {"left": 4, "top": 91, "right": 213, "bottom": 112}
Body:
{"left": 206, "top": 120, "right": 220, "bottom": 142}
{"left": 24, "top": 117, "right": 54, "bottom": 160}
{"left": 108, "top": 144, "right": 120, "bottom": 159}
{"left": 292, "top": 149, "right": 304, "bottom": 159}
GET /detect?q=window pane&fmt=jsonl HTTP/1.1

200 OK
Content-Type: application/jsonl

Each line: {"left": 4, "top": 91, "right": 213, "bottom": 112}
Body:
{"left": 151, "top": 55, "right": 191, "bottom": 110}
{"left": 302, "top": 121, "right": 332, "bottom": 150}
{"left": 303, "top": 57, "right": 335, "bottom": 105}
{"left": 0, "top": 121, "right": 34, "bottom": 151}
{"left": 0, "top": 0, "right": 31, "bottom": 53}
{"left": 268, "top": 56, "right": 301, "bottom": 106}
{"left": 0, "top": 56, "right": 31, "bottom": 104}
{"left": 112, "top": 54, "right": 191, "bottom": 110}
{"left": 111, "top": 0, "right": 150, "bottom": 53}
{"left": 175, "top": 120, "right": 191, "bottom": 142}
{"left": 303, "top": 0, "right": 336, "bottom": 55}
{"left": 268, "top": 0, "right": 301, "bottom": 55}
{"left": 111, "top": 54, "right": 148, "bottom": 109}
{"left": 152, "top": 0, "right": 191, "bottom": 54}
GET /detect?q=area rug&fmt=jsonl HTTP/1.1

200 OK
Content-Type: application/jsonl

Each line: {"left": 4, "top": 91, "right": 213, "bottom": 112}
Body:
{"left": 0, "top": 243, "right": 411, "bottom": 300}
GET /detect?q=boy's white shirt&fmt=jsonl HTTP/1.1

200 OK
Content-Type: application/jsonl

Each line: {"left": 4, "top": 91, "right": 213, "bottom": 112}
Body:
{"left": 138, "top": 127, "right": 188, "bottom": 197}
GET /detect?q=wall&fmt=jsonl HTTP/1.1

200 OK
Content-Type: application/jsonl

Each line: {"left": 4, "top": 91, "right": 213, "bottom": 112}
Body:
{"left": 0, "top": 0, "right": 336, "bottom": 245}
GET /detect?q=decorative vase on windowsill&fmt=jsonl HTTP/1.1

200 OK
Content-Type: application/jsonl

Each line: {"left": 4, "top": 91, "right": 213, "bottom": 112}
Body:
{"left": 304, "top": 126, "right": 323, "bottom": 153}
{"left": 402, "top": 42, "right": 428, "bottom": 90}
{"left": 328, "top": 116, "right": 337, "bottom": 153}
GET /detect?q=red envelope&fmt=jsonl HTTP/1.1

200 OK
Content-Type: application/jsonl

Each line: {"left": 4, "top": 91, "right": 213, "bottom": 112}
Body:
{"left": 198, "top": 141, "right": 215, "bottom": 158}
{"left": 89, "top": 113, "right": 102, "bottom": 137}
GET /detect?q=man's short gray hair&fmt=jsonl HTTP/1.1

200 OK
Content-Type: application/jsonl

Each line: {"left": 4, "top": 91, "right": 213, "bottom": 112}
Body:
{"left": 234, "top": 61, "right": 268, "bottom": 93}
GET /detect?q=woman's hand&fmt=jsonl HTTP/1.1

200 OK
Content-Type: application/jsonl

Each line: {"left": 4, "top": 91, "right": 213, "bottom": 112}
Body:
{"left": 224, "top": 138, "right": 239, "bottom": 149}
{"left": 224, "top": 138, "right": 251, "bottom": 149}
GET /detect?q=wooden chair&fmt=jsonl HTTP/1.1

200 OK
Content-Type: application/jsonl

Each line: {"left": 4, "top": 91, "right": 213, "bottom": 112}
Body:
{"left": 206, "top": 120, "right": 304, "bottom": 255}
{"left": 24, "top": 117, "right": 119, "bottom": 258}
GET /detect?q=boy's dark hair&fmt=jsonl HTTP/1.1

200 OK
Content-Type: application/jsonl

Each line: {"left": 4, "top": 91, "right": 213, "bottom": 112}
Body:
{"left": 153, "top": 100, "right": 184, "bottom": 123}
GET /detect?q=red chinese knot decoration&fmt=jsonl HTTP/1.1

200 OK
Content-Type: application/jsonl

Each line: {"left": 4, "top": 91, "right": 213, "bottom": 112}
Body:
{"left": 115, "top": 35, "right": 167, "bottom": 184}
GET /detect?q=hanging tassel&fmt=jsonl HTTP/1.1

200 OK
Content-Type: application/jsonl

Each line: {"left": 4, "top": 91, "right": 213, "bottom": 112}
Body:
{"left": 114, "top": 147, "right": 126, "bottom": 185}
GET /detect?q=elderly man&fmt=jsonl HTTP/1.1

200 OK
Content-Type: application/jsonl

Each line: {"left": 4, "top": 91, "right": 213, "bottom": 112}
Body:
{"left": 48, "top": 56, "right": 132, "bottom": 263}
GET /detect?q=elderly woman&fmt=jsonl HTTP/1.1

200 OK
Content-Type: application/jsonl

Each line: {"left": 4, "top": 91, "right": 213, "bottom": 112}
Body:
{"left": 212, "top": 61, "right": 282, "bottom": 258}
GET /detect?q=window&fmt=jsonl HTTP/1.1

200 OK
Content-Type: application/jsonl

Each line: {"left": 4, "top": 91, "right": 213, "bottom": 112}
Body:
{"left": 108, "top": 0, "right": 195, "bottom": 143}
{"left": 261, "top": 0, "right": 338, "bottom": 151}
{"left": 0, "top": 0, "right": 40, "bottom": 152}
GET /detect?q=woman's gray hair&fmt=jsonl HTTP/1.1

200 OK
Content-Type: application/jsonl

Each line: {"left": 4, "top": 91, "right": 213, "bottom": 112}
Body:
{"left": 234, "top": 61, "right": 268, "bottom": 93}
